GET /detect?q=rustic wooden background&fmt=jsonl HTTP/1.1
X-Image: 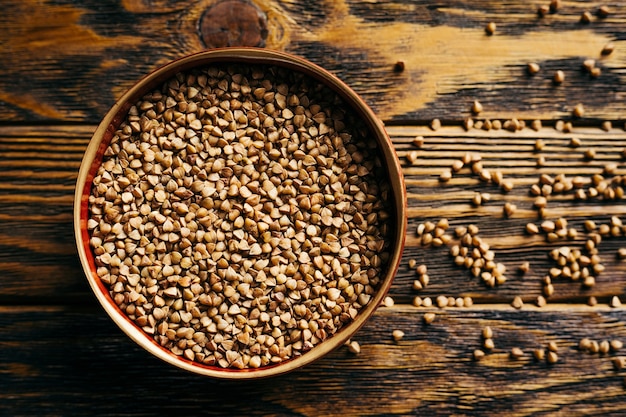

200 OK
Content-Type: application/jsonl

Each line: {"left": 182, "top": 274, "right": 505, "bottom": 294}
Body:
{"left": 2, "top": 0, "right": 626, "bottom": 415}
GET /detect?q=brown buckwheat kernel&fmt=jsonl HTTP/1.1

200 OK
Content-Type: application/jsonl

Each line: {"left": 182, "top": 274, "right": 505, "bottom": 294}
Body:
{"left": 88, "top": 63, "right": 393, "bottom": 370}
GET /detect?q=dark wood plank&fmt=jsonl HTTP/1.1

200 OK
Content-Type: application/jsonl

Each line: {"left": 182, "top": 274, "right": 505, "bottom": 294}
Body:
{"left": 0, "top": 127, "right": 92, "bottom": 302}
{"left": 389, "top": 126, "right": 626, "bottom": 305}
{"left": 2, "top": 305, "right": 626, "bottom": 416}
{"left": 1, "top": 0, "right": 626, "bottom": 123}
{"left": 1, "top": 125, "right": 626, "bottom": 305}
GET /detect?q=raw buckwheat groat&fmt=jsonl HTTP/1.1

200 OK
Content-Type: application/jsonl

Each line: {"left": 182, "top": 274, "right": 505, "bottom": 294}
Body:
{"left": 87, "top": 63, "right": 392, "bottom": 369}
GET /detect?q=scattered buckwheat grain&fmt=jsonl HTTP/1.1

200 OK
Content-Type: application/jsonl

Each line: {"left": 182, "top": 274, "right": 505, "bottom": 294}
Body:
{"left": 347, "top": 340, "right": 361, "bottom": 354}
{"left": 510, "top": 347, "right": 524, "bottom": 359}
{"left": 423, "top": 312, "right": 436, "bottom": 324}
{"left": 553, "top": 70, "right": 565, "bottom": 84}
{"left": 527, "top": 62, "right": 540, "bottom": 75}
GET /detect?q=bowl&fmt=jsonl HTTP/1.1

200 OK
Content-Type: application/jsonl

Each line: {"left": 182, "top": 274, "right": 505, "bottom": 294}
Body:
{"left": 74, "top": 48, "right": 407, "bottom": 379}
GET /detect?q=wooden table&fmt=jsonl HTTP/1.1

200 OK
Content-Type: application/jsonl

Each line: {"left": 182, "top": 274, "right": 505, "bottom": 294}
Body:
{"left": 3, "top": 1, "right": 626, "bottom": 415}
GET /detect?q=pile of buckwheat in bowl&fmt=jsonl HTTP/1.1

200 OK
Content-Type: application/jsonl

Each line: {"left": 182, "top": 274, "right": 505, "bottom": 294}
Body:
{"left": 75, "top": 48, "right": 406, "bottom": 378}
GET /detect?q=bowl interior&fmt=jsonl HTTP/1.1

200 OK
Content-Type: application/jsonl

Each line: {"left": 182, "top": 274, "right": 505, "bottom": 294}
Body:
{"left": 75, "top": 48, "right": 407, "bottom": 378}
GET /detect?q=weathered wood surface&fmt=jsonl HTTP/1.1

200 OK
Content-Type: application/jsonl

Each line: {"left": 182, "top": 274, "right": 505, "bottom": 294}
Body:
{"left": 2, "top": 125, "right": 625, "bottom": 305}
{"left": 2, "top": 305, "right": 626, "bottom": 416}
{"left": 1, "top": 0, "right": 626, "bottom": 122}
{"left": 2, "top": 0, "right": 626, "bottom": 415}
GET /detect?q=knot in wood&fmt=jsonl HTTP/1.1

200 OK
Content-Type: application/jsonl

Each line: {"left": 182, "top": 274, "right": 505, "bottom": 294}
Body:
{"left": 199, "top": 0, "right": 268, "bottom": 48}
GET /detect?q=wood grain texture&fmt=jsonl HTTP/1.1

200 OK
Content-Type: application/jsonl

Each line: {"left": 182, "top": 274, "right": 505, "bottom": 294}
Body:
{"left": 1, "top": 0, "right": 626, "bottom": 122}
{"left": 2, "top": 125, "right": 625, "bottom": 305}
{"left": 2, "top": 305, "right": 626, "bottom": 416}
{"left": 0, "top": 126, "right": 91, "bottom": 302}
{"left": 388, "top": 125, "right": 626, "bottom": 306}
{"left": 2, "top": 0, "right": 626, "bottom": 415}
